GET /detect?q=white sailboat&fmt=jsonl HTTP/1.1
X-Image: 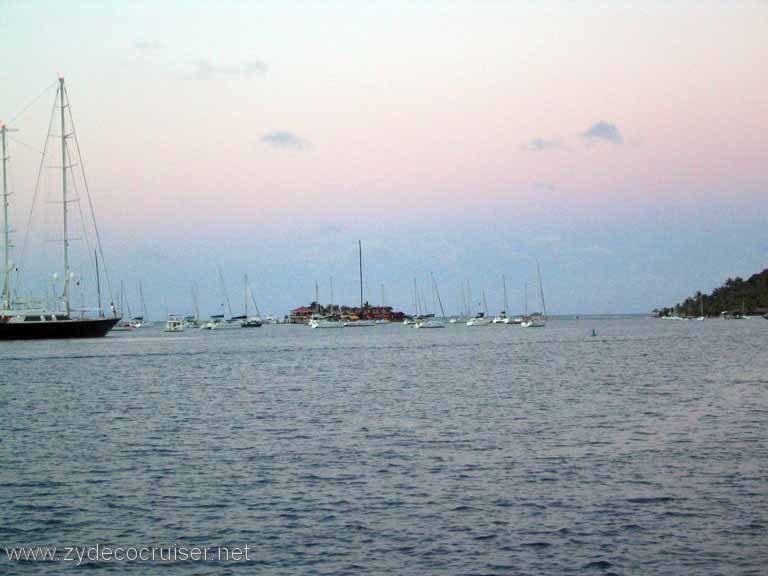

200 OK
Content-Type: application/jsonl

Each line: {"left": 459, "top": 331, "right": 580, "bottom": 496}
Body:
{"left": 467, "top": 289, "right": 492, "bottom": 326}
{"left": 415, "top": 273, "right": 446, "bottom": 329}
{"left": 310, "top": 277, "right": 343, "bottom": 328}
{"left": 112, "top": 281, "right": 133, "bottom": 331}
{"left": 130, "top": 282, "right": 149, "bottom": 328}
{"left": 492, "top": 275, "right": 510, "bottom": 324}
{"left": 521, "top": 261, "right": 546, "bottom": 328}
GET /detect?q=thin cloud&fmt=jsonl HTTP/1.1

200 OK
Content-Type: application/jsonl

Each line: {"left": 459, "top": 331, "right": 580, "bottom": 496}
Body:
{"left": 522, "top": 138, "right": 562, "bottom": 152}
{"left": 260, "top": 131, "right": 311, "bottom": 150}
{"left": 582, "top": 121, "right": 623, "bottom": 144}
{"left": 192, "top": 59, "right": 268, "bottom": 80}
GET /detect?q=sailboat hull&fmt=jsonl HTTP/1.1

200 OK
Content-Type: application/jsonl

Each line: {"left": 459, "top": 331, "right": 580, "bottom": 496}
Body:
{"left": 0, "top": 317, "right": 120, "bottom": 340}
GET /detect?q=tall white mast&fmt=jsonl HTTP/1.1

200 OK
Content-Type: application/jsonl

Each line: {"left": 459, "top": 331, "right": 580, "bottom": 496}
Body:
{"left": 536, "top": 260, "right": 547, "bottom": 319}
{"left": 1, "top": 121, "right": 15, "bottom": 310}
{"left": 244, "top": 274, "right": 249, "bottom": 317}
{"left": 59, "top": 76, "right": 71, "bottom": 316}
{"left": 502, "top": 275, "right": 508, "bottom": 314}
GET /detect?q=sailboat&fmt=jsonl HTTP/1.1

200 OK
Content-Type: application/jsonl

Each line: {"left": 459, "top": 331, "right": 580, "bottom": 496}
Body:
{"left": 111, "top": 281, "right": 133, "bottom": 331}
{"left": 0, "top": 76, "right": 119, "bottom": 339}
{"left": 310, "top": 276, "right": 343, "bottom": 328}
{"left": 467, "top": 289, "right": 492, "bottom": 326}
{"left": 521, "top": 261, "right": 546, "bottom": 328}
{"left": 184, "top": 282, "right": 201, "bottom": 328}
{"left": 403, "top": 278, "right": 420, "bottom": 325}
{"left": 130, "top": 282, "right": 149, "bottom": 328}
{"left": 344, "top": 240, "right": 376, "bottom": 327}
{"left": 230, "top": 274, "right": 262, "bottom": 327}
{"left": 202, "top": 267, "right": 242, "bottom": 329}
{"left": 492, "top": 275, "right": 510, "bottom": 324}
{"left": 415, "top": 273, "right": 445, "bottom": 328}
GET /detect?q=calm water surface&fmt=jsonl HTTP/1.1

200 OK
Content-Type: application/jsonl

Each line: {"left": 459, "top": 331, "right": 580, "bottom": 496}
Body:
{"left": 1, "top": 317, "right": 767, "bottom": 574}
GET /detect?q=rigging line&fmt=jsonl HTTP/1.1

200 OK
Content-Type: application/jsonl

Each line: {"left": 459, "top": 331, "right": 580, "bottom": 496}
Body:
{"left": 13, "top": 84, "right": 58, "bottom": 295}
{"left": 6, "top": 80, "right": 58, "bottom": 126}
{"left": 67, "top": 141, "right": 97, "bottom": 277}
{"left": 7, "top": 134, "right": 46, "bottom": 156}
{"left": 65, "top": 84, "right": 115, "bottom": 307}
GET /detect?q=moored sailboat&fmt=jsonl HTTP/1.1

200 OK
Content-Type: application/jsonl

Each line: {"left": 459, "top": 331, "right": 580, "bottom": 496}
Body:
{"left": 0, "top": 76, "right": 118, "bottom": 339}
{"left": 521, "top": 261, "right": 547, "bottom": 328}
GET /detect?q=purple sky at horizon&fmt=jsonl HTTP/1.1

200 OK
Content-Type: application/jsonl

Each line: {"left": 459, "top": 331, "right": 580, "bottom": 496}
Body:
{"left": 2, "top": 1, "right": 766, "bottom": 317}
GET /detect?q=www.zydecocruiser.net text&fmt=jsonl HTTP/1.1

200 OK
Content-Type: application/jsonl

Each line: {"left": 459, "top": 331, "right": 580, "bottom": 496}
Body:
{"left": 4, "top": 544, "right": 252, "bottom": 565}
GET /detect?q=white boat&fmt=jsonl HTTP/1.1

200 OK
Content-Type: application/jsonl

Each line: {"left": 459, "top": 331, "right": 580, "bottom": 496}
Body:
{"left": 310, "top": 315, "right": 343, "bottom": 329}
{"left": 164, "top": 314, "right": 185, "bottom": 332}
{"left": 415, "top": 273, "right": 447, "bottom": 328}
{"left": 111, "top": 282, "right": 133, "bottom": 331}
{"left": 415, "top": 316, "right": 445, "bottom": 329}
{"left": 309, "top": 277, "right": 343, "bottom": 328}
{"left": 520, "top": 314, "right": 545, "bottom": 328}
{"left": 200, "top": 314, "right": 238, "bottom": 329}
{"left": 128, "top": 282, "right": 150, "bottom": 328}
{"left": 521, "top": 261, "right": 547, "bottom": 328}
{"left": 467, "top": 312, "right": 492, "bottom": 326}
{"left": 467, "top": 290, "right": 492, "bottom": 326}
{"left": 344, "top": 319, "right": 377, "bottom": 327}
{"left": 492, "top": 275, "right": 511, "bottom": 324}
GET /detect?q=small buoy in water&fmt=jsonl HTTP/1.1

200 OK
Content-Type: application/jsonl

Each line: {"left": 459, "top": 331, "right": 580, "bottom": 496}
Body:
{"left": 591, "top": 329, "right": 597, "bottom": 337}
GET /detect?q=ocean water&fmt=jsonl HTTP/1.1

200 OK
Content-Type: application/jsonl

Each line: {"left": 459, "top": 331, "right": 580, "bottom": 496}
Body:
{"left": 1, "top": 317, "right": 767, "bottom": 574}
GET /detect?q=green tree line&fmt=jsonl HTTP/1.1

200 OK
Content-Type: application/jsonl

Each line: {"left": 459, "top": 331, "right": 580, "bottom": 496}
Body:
{"left": 656, "top": 268, "right": 768, "bottom": 317}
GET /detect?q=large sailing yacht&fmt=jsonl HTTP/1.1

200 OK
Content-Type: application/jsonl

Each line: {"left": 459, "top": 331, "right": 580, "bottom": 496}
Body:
{"left": 0, "top": 76, "right": 119, "bottom": 339}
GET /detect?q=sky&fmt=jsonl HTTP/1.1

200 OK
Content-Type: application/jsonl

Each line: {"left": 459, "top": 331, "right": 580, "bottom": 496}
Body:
{"left": 1, "top": 1, "right": 767, "bottom": 317}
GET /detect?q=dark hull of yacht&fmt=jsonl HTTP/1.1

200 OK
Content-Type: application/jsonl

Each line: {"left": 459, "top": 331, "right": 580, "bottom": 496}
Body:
{"left": 0, "top": 317, "right": 120, "bottom": 340}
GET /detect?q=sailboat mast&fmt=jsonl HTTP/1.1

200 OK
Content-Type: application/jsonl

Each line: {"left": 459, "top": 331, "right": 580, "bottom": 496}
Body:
{"left": 244, "top": 274, "right": 249, "bottom": 316}
{"left": 95, "top": 250, "right": 102, "bottom": 316}
{"left": 502, "top": 275, "right": 508, "bottom": 314}
{"left": 330, "top": 276, "right": 334, "bottom": 314}
{"left": 524, "top": 282, "right": 528, "bottom": 316}
{"left": 466, "top": 280, "right": 472, "bottom": 316}
{"left": 413, "top": 278, "right": 420, "bottom": 316}
{"left": 358, "top": 240, "right": 363, "bottom": 311}
{"left": 537, "top": 260, "right": 547, "bottom": 318}
{"left": 139, "top": 282, "right": 146, "bottom": 320}
{"left": 191, "top": 282, "right": 199, "bottom": 320}
{"left": 59, "top": 76, "right": 71, "bottom": 316}
{"left": 431, "top": 273, "right": 446, "bottom": 318}
{"left": 1, "top": 122, "right": 13, "bottom": 310}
